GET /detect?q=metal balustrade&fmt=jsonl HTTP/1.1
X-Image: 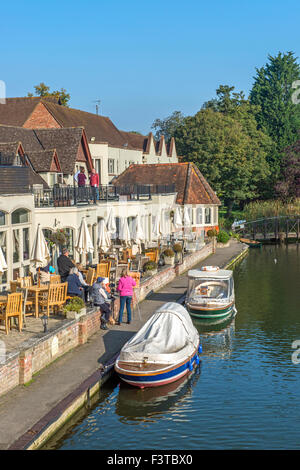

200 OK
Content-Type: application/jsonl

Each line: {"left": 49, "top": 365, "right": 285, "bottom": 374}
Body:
{"left": 34, "top": 183, "right": 176, "bottom": 207}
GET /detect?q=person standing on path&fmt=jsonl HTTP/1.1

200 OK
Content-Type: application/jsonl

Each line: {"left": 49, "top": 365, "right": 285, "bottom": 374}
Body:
{"left": 116, "top": 268, "right": 136, "bottom": 325}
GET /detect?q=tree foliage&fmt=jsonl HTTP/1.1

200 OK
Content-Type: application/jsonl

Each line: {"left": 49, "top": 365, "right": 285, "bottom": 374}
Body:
{"left": 250, "top": 52, "right": 300, "bottom": 151}
{"left": 275, "top": 140, "right": 300, "bottom": 201}
{"left": 151, "top": 111, "right": 185, "bottom": 142}
{"left": 27, "top": 82, "right": 70, "bottom": 106}
{"left": 174, "top": 86, "right": 272, "bottom": 211}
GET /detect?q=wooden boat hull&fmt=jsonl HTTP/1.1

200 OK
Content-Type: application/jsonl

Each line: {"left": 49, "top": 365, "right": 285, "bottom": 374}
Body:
{"left": 240, "top": 238, "right": 262, "bottom": 248}
{"left": 186, "top": 302, "right": 235, "bottom": 319}
{"left": 114, "top": 343, "right": 201, "bottom": 388}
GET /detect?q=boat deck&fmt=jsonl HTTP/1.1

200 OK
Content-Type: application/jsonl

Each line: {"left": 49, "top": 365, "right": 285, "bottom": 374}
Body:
{"left": 117, "top": 361, "right": 170, "bottom": 371}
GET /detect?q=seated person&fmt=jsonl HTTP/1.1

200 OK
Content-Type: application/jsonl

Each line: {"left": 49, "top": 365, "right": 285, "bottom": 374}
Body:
{"left": 66, "top": 267, "right": 85, "bottom": 300}
{"left": 39, "top": 263, "right": 55, "bottom": 284}
{"left": 91, "top": 277, "right": 112, "bottom": 330}
{"left": 76, "top": 263, "right": 89, "bottom": 302}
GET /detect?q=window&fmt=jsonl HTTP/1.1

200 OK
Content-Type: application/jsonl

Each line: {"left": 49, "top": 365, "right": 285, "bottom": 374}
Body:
{"left": 63, "top": 228, "right": 74, "bottom": 258}
{"left": 196, "top": 207, "right": 203, "bottom": 225}
{"left": 205, "top": 207, "right": 211, "bottom": 224}
{"left": 108, "top": 159, "right": 115, "bottom": 174}
{"left": 0, "top": 211, "right": 6, "bottom": 226}
{"left": 0, "top": 231, "right": 7, "bottom": 287}
{"left": 12, "top": 208, "right": 29, "bottom": 224}
{"left": 23, "top": 227, "right": 30, "bottom": 261}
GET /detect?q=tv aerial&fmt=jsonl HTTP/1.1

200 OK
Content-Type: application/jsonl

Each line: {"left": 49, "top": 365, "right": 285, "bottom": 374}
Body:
{"left": 93, "top": 100, "right": 101, "bottom": 115}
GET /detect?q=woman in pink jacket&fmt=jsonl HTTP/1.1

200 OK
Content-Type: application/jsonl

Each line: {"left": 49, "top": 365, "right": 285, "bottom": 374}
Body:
{"left": 116, "top": 269, "right": 136, "bottom": 325}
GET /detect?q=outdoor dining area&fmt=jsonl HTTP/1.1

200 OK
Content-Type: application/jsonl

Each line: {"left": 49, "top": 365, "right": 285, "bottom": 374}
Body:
{"left": 0, "top": 206, "right": 205, "bottom": 335}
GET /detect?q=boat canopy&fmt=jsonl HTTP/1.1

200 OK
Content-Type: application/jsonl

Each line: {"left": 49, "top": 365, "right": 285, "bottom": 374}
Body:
{"left": 188, "top": 269, "right": 233, "bottom": 280}
{"left": 119, "top": 302, "right": 199, "bottom": 365}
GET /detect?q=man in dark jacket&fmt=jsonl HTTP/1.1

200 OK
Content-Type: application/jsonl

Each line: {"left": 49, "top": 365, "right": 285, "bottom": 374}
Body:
{"left": 57, "top": 248, "right": 75, "bottom": 282}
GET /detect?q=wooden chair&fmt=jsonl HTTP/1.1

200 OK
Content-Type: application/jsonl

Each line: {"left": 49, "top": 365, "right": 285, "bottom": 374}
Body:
{"left": 144, "top": 249, "right": 159, "bottom": 263}
{"left": 86, "top": 267, "right": 95, "bottom": 286}
{"left": 128, "top": 271, "right": 141, "bottom": 288}
{"left": 50, "top": 274, "right": 61, "bottom": 284}
{"left": 16, "top": 287, "right": 34, "bottom": 325}
{"left": 96, "top": 262, "right": 111, "bottom": 279}
{"left": 38, "top": 282, "right": 68, "bottom": 317}
{"left": 17, "top": 276, "right": 33, "bottom": 288}
{"left": 0, "top": 293, "right": 23, "bottom": 334}
{"left": 10, "top": 281, "right": 21, "bottom": 293}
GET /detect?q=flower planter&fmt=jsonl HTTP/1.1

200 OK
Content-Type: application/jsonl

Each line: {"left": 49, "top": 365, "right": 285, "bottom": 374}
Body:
{"left": 216, "top": 241, "right": 230, "bottom": 248}
{"left": 164, "top": 256, "right": 175, "bottom": 265}
{"left": 144, "top": 269, "right": 158, "bottom": 277}
{"left": 65, "top": 307, "right": 87, "bottom": 320}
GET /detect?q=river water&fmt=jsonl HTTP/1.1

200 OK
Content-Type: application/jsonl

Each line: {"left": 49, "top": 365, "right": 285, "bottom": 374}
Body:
{"left": 46, "top": 245, "right": 300, "bottom": 450}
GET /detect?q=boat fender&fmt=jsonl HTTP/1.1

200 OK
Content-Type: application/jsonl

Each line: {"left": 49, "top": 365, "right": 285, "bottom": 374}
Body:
{"left": 188, "top": 360, "right": 193, "bottom": 371}
{"left": 201, "top": 266, "right": 219, "bottom": 272}
{"left": 198, "top": 345, "right": 202, "bottom": 354}
{"left": 195, "top": 355, "right": 200, "bottom": 365}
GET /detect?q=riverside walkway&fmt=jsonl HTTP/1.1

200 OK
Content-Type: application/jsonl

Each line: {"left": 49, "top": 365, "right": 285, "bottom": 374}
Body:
{"left": 0, "top": 240, "right": 247, "bottom": 450}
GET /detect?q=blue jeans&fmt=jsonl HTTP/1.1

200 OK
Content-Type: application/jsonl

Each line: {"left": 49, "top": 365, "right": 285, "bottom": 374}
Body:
{"left": 118, "top": 296, "right": 132, "bottom": 323}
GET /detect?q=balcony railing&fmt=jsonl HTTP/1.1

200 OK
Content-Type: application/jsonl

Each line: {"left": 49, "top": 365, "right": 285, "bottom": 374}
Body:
{"left": 34, "top": 183, "right": 176, "bottom": 207}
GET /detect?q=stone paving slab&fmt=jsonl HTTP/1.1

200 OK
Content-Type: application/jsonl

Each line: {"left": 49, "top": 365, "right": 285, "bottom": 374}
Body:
{"left": 0, "top": 240, "right": 247, "bottom": 450}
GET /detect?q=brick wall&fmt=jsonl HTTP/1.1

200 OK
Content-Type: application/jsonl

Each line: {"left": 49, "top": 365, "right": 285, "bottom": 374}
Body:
{"left": 23, "top": 102, "right": 61, "bottom": 129}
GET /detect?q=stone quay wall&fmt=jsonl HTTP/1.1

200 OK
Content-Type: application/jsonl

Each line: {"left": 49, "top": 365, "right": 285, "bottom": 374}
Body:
{"left": 0, "top": 244, "right": 213, "bottom": 398}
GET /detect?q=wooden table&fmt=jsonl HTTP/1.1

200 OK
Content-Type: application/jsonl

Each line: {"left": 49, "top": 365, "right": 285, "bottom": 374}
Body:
{"left": 27, "top": 285, "right": 49, "bottom": 318}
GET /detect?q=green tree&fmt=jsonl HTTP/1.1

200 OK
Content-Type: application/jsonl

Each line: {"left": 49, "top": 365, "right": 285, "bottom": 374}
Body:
{"left": 174, "top": 107, "right": 271, "bottom": 215}
{"left": 151, "top": 111, "right": 185, "bottom": 142}
{"left": 27, "top": 82, "right": 70, "bottom": 106}
{"left": 250, "top": 52, "right": 300, "bottom": 152}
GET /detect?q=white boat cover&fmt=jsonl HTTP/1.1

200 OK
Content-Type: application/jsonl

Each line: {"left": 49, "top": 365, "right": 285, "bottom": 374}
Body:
{"left": 119, "top": 302, "right": 199, "bottom": 365}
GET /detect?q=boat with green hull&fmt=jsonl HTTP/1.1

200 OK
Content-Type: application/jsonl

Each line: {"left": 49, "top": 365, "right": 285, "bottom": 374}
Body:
{"left": 185, "top": 266, "right": 236, "bottom": 320}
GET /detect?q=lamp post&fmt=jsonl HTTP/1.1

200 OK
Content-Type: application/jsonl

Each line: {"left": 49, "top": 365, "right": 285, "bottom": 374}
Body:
{"left": 41, "top": 314, "right": 48, "bottom": 333}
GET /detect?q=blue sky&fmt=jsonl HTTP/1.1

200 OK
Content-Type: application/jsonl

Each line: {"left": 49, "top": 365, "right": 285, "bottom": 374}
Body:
{"left": 1, "top": 0, "right": 300, "bottom": 134}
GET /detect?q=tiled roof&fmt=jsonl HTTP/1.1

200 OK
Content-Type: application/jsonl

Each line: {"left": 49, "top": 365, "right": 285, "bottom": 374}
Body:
{"left": 0, "top": 97, "right": 57, "bottom": 127}
{"left": 0, "top": 98, "right": 176, "bottom": 156}
{"left": 0, "top": 125, "right": 91, "bottom": 174}
{"left": 26, "top": 149, "right": 60, "bottom": 173}
{"left": 42, "top": 101, "right": 129, "bottom": 148}
{"left": 114, "top": 162, "right": 221, "bottom": 205}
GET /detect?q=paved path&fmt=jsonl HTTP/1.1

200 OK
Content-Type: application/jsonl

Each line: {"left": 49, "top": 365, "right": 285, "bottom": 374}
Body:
{"left": 0, "top": 240, "right": 247, "bottom": 450}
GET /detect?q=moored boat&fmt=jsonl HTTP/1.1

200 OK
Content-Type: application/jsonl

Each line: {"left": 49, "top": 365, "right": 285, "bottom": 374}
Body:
{"left": 114, "top": 302, "right": 201, "bottom": 388}
{"left": 185, "top": 266, "right": 236, "bottom": 319}
{"left": 239, "top": 238, "right": 262, "bottom": 248}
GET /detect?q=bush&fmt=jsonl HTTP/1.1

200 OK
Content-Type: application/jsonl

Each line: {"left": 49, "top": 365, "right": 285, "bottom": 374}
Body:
{"left": 163, "top": 248, "right": 175, "bottom": 257}
{"left": 63, "top": 296, "right": 85, "bottom": 314}
{"left": 143, "top": 261, "right": 158, "bottom": 272}
{"left": 173, "top": 243, "right": 182, "bottom": 253}
{"left": 207, "top": 228, "right": 218, "bottom": 238}
{"left": 217, "top": 230, "right": 230, "bottom": 244}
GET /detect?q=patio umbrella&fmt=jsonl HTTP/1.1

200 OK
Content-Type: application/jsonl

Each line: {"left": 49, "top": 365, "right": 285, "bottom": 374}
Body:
{"left": 133, "top": 214, "right": 145, "bottom": 245}
{"left": 106, "top": 208, "right": 117, "bottom": 238}
{"left": 183, "top": 206, "right": 192, "bottom": 239}
{"left": 0, "top": 246, "right": 7, "bottom": 274}
{"left": 31, "top": 224, "right": 50, "bottom": 286}
{"left": 98, "top": 218, "right": 111, "bottom": 253}
{"left": 152, "top": 211, "right": 163, "bottom": 241}
{"left": 119, "top": 217, "right": 131, "bottom": 246}
{"left": 173, "top": 206, "right": 183, "bottom": 229}
{"left": 75, "top": 217, "right": 94, "bottom": 257}
{"left": 183, "top": 206, "right": 191, "bottom": 226}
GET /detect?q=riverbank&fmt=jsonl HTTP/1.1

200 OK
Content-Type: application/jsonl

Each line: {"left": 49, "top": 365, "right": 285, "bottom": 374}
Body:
{"left": 1, "top": 240, "right": 248, "bottom": 450}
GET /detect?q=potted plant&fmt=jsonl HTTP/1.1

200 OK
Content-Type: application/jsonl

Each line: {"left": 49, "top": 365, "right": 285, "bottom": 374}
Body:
{"left": 162, "top": 248, "right": 175, "bottom": 265}
{"left": 173, "top": 243, "right": 183, "bottom": 263}
{"left": 143, "top": 261, "right": 158, "bottom": 277}
{"left": 63, "top": 296, "right": 86, "bottom": 320}
{"left": 216, "top": 230, "right": 230, "bottom": 247}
